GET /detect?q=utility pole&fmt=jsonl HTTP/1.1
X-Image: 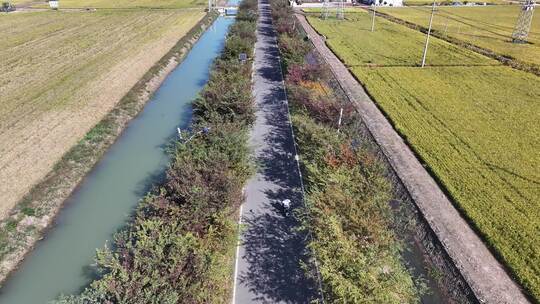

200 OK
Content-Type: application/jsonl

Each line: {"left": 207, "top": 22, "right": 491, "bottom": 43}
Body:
{"left": 512, "top": 0, "right": 535, "bottom": 43}
{"left": 371, "top": 4, "right": 376, "bottom": 32}
{"left": 337, "top": 107, "right": 344, "bottom": 132}
{"left": 421, "top": 1, "right": 436, "bottom": 68}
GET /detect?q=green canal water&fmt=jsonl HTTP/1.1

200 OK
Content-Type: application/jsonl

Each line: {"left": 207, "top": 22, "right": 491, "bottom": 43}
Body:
{"left": 0, "top": 16, "right": 233, "bottom": 304}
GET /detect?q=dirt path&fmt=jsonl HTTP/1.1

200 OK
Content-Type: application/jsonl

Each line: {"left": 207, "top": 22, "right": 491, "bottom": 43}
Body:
{"left": 296, "top": 13, "right": 530, "bottom": 304}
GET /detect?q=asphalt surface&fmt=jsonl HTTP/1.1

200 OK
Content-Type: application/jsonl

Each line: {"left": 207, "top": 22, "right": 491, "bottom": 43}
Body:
{"left": 232, "top": 1, "right": 318, "bottom": 303}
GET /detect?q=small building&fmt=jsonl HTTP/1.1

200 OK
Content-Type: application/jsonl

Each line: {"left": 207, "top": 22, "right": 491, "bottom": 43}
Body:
{"left": 49, "top": 0, "right": 59, "bottom": 9}
{"left": 362, "top": 0, "right": 402, "bottom": 6}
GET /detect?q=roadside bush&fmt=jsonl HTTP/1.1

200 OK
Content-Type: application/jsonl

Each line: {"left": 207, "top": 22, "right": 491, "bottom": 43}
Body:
{"left": 229, "top": 20, "right": 257, "bottom": 42}
{"left": 286, "top": 62, "right": 354, "bottom": 127}
{"left": 270, "top": 0, "right": 422, "bottom": 302}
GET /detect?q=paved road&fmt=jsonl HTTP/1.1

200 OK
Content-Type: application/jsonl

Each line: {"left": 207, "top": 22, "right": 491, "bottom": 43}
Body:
{"left": 296, "top": 13, "right": 531, "bottom": 304}
{"left": 232, "top": 1, "right": 318, "bottom": 303}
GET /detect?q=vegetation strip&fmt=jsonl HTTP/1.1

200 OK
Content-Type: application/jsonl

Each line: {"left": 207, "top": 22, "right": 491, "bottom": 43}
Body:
{"left": 0, "top": 12, "right": 216, "bottom": 287}
{"left": 271, "top": 2, "right": 430, "bottom": 302}
{"left": 298, "top": 12, "right": 532, "bottom": 304}
{"left": 53, "top": 1, "right": 258, "bottom": 302}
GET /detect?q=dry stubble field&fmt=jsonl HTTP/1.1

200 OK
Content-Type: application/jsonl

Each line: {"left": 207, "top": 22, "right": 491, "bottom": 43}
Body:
{"left": 0, "top": 9, "right": 204, "bottom": 219}
{"left": 27, "top": 0, "right": 206, "bottom": 9}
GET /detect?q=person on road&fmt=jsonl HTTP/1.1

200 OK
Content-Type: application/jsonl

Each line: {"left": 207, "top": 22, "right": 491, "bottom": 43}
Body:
{"left": 281, "top": 199, "right": 291, "bottom": 216}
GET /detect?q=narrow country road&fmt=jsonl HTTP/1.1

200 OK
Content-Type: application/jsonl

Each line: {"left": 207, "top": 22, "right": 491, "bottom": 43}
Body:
{"left": 232, "top": 0, "right": 318, "bottom": 303}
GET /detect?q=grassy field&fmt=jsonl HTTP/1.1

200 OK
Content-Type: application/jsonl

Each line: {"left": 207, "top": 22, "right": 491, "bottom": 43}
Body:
{"left": 0, "top": 9, "right": 204, "bottom": 219}
{"left": 308, "top": 11, "right": 540, "bottom": 300}
{"left": 380, "top": 6, "right": 540, "bottom": 67}
{"left": 26, "top": 0, "right": 206, "bottom": 9}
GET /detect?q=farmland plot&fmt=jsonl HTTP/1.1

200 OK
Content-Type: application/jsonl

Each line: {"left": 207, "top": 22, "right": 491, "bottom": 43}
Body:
{"left": 0, "top": 10, "right": 204, "bottom": 219}
{"left": 308, "top": 11, "right": 540, "bottom": 300}
{"left": 29, "top": 0, "right": 206, "bottom": 9}
{"left": 380, "top": 6, "right": 540, "bottom": 67}
{"left": 402, "top": 0, "right": 507, "bottom": 6}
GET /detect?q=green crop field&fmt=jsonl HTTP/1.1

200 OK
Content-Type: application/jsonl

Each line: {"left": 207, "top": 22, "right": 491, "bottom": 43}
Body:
{"left": 0, "top": 9, "right": 204, "bottom": 220}
{"left": 308, "top": 11, "right": 540, "bottom": 300}
{"left": 402, "top": 0, "right": 507, "bottom": 6}
{"left": 380, "top": 6, "right": 540, "bottom": 67}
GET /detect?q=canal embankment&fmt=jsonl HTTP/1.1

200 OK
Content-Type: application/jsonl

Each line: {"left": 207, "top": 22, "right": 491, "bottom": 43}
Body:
{"left": 0, "top": 0, "right": 257, "bottom": 302}
{"left": 50, "top": 3, "right": 258, "bottom": 302}
{"left": 0, "top": 11, "right": 217, "bottom": 296}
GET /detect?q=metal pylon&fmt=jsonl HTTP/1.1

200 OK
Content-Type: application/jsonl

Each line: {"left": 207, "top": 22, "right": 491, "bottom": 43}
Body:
{"left": 337, "top": 0, "right": 345, "bottom": 20}
{"left": 512, "top": 0, "right": 535, "bottom": 43}
{"left": 321, "top": 0, "right": 330, "bottom": 20}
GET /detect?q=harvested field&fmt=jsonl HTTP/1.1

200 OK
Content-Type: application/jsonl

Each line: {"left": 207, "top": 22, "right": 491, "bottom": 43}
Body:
{"left": 380, "top": 5, "right": 540, "bottom": 67}
{"left": 307, "top": 11, "right": 540, "bottom": 300}
{"left": 0, "top": 9, "right": 204, "bottom": 220}
{"left": 28, "top": 0, "right": 206, "bottom": 9}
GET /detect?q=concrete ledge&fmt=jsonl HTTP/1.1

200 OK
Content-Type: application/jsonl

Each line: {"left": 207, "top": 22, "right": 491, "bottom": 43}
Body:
{"left": 295, "top": 13, "right": 530, "bottom": 304}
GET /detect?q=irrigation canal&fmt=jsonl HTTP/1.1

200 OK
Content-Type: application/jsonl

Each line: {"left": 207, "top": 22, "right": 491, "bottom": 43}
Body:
{"left": 0, "top": 15, "right": 234, "bottom": 303}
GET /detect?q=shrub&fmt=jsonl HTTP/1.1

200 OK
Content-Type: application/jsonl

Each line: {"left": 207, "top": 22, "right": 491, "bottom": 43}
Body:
{"left": 271, "top": 0, "right": 422, "bottom": 302}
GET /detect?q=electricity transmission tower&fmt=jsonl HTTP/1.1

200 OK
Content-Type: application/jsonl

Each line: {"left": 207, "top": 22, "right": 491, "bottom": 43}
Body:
{"left": 512, "top": 0, "right": 535, "bottom": 43}
{"left": 321, "top": 0, "right": 330, "bottom": 20}
{"left": 337, "top": 0, "right": 345, "bottom": 20}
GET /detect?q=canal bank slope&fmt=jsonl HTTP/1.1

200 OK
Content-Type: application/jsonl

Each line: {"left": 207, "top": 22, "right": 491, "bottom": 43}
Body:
{"left": 0, "top": 12, "right": 216, "bottom": 288}
{"left": 296, "top": 13, "right": 531, "bottom": 304}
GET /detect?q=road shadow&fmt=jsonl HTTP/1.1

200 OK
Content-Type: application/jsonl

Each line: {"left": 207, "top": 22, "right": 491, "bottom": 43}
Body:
{"left": 239, "top": 202, "right": 316, "bottom": 303}
{"left": 237, "top": 1, "right": 319, "bottom": 301}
